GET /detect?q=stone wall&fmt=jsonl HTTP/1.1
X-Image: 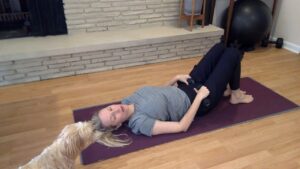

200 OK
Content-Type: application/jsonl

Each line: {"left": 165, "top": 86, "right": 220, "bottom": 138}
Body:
{"left": 0, "top": 35, "right": 220, "bottom": 86}
{"left": 63, "top": 0, "right": 180, "bottom": 33}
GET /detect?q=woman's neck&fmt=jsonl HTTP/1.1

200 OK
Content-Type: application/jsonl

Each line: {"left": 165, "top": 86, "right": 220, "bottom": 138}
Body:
{"left": 128, "top": 104, "right": 135, "bottom": 118}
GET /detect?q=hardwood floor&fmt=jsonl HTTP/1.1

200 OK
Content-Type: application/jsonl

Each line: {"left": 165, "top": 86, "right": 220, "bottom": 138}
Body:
{"left": 0, "top": 47, "right": 299, "bottom": 169}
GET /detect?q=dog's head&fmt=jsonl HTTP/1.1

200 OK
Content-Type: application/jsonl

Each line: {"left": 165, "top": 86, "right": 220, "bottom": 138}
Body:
{"left": 57, "top": 122, "right": 95, "bottom": 158}
{"left": 60, "top": 121, "right": 130, "bottom": 155}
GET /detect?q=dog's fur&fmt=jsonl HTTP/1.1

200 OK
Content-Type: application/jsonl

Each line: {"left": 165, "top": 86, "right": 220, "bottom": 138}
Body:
{"left": 18, "top": 121, "right": 124, "bottom": 169}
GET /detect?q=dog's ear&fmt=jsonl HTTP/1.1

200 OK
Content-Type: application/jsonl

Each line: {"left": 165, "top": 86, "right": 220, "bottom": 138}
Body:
{"left": 59, "top": 124, "right": 83, "bottom": 157}
{"left": 76, "top": 122, "right": 95, "bottom": 149}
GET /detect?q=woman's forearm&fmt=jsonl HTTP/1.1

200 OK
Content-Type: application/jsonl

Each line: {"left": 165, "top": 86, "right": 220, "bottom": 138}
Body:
{"left": 165, "top": 75, "right": 178, "bottom": 86}
{"left": 179, "top": 96, "right": 203, "bottom": 132}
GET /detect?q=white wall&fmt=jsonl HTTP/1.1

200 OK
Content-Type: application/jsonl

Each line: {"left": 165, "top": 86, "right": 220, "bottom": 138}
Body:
{"left": 212, "top": 0, "right": 230, "bottom": 27}
{"left": 272, "top": 0, "right": 300, "bottom": 53}
{"left": 212, "top": 0, "right": 300, "bottom": 53}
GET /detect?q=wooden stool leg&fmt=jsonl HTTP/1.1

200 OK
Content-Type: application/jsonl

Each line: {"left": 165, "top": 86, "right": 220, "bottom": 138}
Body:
{"left": 190, "top": 16, "right": 194, "bottom": 31}
{"left": 190, "top": 0, "right": 195, "bottom": 31}
{"left": 178, "top": 0, "right": 184, "bottom": 27}
{"left": 202, "top": 0, "right": 206, "bottom": 28}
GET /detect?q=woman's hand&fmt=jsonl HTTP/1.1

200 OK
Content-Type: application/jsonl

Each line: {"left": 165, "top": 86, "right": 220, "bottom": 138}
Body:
{"left": 175, "top": 74, "right": 191, "bottom": 85}
{"left": 194, "top": 86, "right": 210, "bottom": 100}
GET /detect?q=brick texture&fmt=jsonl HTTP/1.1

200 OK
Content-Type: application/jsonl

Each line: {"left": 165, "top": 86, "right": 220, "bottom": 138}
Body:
{"left": 0, "top": 35, "right": 220, "bottom": 86}
{"left": 63, "top": 0, "right": 180, "bottom": 33}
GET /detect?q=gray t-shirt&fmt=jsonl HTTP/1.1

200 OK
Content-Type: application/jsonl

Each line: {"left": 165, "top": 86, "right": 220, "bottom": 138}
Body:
{"left": 121, "top": 86, "right": 191, "bottom": 136}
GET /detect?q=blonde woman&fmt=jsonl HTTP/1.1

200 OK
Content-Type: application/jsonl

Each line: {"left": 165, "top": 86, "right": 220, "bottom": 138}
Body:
{"left": 92, "top": 43, "right": 253, "bottom": 137}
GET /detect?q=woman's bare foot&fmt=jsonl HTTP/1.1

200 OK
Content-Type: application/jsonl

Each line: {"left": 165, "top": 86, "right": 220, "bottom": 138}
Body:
{"left": 224, "top": 88, "right": 246, "bottom": 97}
{"left": 230, "top": 89, "right": 254, "bottom": 104}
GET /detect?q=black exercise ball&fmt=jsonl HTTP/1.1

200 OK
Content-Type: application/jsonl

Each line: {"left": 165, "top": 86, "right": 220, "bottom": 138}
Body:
{"left": 229, "top": 0, "right": 272, "bottom": 47}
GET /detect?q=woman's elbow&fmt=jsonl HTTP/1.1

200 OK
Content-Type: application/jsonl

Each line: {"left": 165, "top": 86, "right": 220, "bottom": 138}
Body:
{"left": 178, "top": 122, "right": 190, "bottom": 132}
{"left": 181, "top": 125, "right": 189, "bottom": 132}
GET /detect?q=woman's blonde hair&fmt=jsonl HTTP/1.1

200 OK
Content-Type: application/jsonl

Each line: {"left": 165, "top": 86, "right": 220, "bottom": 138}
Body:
{"left": 90, "top": 111, "right": 132, "bottom": 147}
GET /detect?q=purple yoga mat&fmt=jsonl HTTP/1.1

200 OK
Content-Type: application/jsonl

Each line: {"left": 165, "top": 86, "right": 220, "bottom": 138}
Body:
{"left": 73, "top": 77, "right": 298, "bottom": 165}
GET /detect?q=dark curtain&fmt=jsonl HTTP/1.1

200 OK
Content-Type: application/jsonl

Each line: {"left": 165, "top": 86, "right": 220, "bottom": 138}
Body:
{"left": 28, "top": 0, "right": 67, "bottom": 36}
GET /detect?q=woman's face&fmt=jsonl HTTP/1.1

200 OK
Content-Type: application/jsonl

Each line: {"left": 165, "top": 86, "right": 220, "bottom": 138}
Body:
{"left": 98, "top": 104, "right": 129, "bottom": 128}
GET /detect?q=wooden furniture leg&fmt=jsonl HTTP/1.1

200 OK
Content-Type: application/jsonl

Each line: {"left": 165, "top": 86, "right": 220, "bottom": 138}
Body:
{"left": 201, "top": 0, "right": 206, "bottom": 27}
{"left": 190, "top": 0, "right": 195, "bottom": 31}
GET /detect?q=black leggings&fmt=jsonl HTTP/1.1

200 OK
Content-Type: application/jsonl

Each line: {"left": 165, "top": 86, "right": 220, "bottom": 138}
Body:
{"left": 178, "top": 43, "right": 243, "bottom": 116}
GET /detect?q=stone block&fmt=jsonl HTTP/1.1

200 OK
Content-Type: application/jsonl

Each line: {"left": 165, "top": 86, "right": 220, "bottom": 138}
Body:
{"left": 0, "top": 76, "right": 40, "bottom": 86}
{"left": 76, "top": 66, "right": 112, "bottom": 75}
{"left": 27, "top": 69, "right": 59, "bottom": 77}
{"left": 4, "top": 73, "right": 25, "bottom": 80}
{"left": 41, "top": 72, "right": 75, "bottom": 80}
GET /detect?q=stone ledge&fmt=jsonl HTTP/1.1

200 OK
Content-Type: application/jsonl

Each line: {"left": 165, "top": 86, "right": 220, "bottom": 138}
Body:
{"left": 0, "top": 25, "right": 223, "bottom": 86}
{"left": 0, "top": 25, "right": 223, "bottom": 62}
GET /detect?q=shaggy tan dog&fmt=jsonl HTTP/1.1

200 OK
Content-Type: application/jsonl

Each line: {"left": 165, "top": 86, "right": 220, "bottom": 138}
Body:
{"left": 19, "top": 121, "right": 129, "bottom": 169}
